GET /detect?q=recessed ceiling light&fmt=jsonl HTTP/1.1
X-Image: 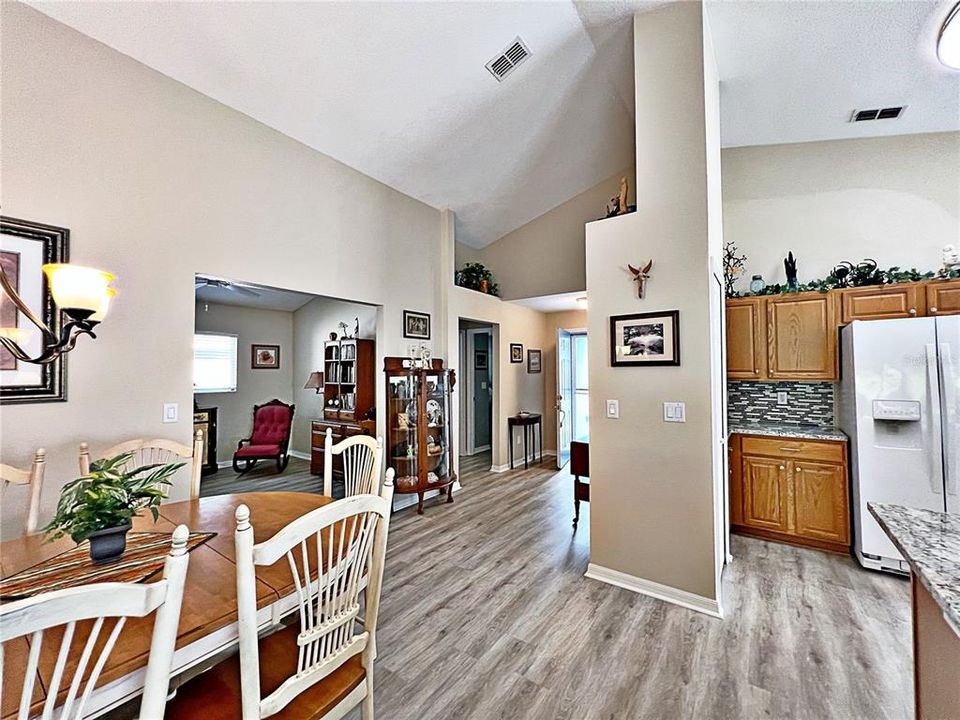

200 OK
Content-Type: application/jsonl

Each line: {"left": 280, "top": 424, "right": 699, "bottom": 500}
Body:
{"left": 938, "top": 1, "right": 960, "bottom": 70}
{"left": 576, "top": 297, "right": 588, "bottom": 308}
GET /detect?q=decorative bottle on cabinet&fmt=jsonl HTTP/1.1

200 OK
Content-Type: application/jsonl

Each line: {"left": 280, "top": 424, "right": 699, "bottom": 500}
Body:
{"left": 384, "top": 356, "right": 456, "bottom": 514}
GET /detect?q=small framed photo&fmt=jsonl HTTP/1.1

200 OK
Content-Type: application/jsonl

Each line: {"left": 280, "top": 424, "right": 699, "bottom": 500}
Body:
{"left": 527, "top": 349, "right": 542, "bottom": 374}
{"left": 403, "top": 310, "right": 431, "bottom": 340}
{"left": 475, "top": 351, "right": 488, "bottom": 370}
{"left": 510, "top": 343, "right": 523, "bottom": 363}
{"left": 252, "top": 344, "right": 280, "bottom": 369}
{"left": 610, "top": 310, "right": 680, "bottom": 367}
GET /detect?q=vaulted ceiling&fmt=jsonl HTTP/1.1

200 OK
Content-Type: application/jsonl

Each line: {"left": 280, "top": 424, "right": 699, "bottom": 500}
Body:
{"left": 25, "top": 1, "right": 960, "bottom": 248}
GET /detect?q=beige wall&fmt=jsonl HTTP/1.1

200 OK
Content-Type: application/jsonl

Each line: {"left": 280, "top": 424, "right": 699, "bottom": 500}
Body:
{"left": 723, "top": 132, "right": 960, "bottom": 293}
{"left": 0, "top": 3, "right": 442, "bottom": 536}
{"left": 586, "top": 2, "right": 721, "bottom": 606}
{"left": 446, "top": 287, "right": 547, "bottom": 471}
{"left": 290, "top": 297, "right": 378, "bottom": 456}
{"left": 194, "top": 302, "right": 295, "bottom": 464}
{"left": 541, "top": 309, "right": 588, "bottom": 453}
{"left": 455, "top": 168, "right": 635, "bottom": 301}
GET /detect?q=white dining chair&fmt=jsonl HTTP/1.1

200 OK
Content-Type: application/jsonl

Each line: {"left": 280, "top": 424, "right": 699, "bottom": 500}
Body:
{"left": 0, "top": 525, "right": 191, "bottom": 720}
{"left": 323, "top": 428, "right": 383, "bottom": 498}
{"left": 0, "top": 448, "right": 46, "bottom": 534}
{"left": 80, "top": 429, "right": 205, "bottom": 499}
{"left": 166, "top": 470, "right": 396, "bottom": 720}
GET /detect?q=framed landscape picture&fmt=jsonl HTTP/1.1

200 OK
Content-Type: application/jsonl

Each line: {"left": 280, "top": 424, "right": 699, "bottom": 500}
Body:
{"left": 510, "top": 343, "right": 523, "bottom": 363}
{"left": 403, "top": 310, "right": 431, "bottom": 340}
{"left": 1, "top": 216, "right": 69, "bottom": 404}
{"left": 251, "top": 344, "right": 280, "bottom": 369}
{"left": 610, "top": 310, "right": 680, "bottom": 367}
{"left": 527, "top": 349, "right": 542, "bottom": 374}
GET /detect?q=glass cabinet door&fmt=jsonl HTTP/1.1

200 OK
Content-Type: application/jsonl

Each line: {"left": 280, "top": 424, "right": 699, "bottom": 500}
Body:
{"left": 424, "top": 371, "right": 449, "bottom": 485}
{"left": 387, "top": 371, "right": 419, "bottom": 489}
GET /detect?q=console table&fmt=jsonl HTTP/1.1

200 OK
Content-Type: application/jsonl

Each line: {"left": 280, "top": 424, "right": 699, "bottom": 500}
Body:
{"left": 508, "top": 413, "right": 542, "bottom": 470}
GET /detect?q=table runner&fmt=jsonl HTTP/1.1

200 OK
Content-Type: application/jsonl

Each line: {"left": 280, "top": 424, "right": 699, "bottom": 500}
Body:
{"left": 0, "top": 531, "right": 216, "bottom": 601}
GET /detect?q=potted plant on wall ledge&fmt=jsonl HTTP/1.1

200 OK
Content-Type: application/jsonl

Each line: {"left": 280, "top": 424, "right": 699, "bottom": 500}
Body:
{"left": 44, "top": 453, "right": 183, "bottom": 564}
{"left": 456, "top": 262, "right": 500, "bottom": 297}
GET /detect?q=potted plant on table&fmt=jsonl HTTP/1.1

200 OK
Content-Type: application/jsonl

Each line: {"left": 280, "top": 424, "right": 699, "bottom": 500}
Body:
{"left": 44, "top": 453, "right": 184, "bottom": 564}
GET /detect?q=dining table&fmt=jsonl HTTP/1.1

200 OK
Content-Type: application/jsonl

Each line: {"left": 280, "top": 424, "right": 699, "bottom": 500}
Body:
{"left": 1, "top": 491, "right": 333, "bottom": 720}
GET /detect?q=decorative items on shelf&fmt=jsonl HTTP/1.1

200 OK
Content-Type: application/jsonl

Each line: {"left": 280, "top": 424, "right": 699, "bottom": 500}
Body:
{"left": 939, "top": 244, "right": 960, "bottom": 278}
{"left": 749, "top": 274, "right": 765, "bottom": 293}
{"left": 44, "top": 453, "right": 183, "bottom": 564}
{"left": 404, "top": 341, "right": 433, "bottom": 369}
{"left": 604, "top": 176, "right": 636, "bottom": 218}
{"left": 455, "top": 262, "right": 500, "bottom": 296}
{"left": 628, "top": 260, "right": 654, "bottom": 299}
{"left": 723, "top": 241, "right": 747, "bottom": 298}
{"left": 784, "top": 252, "right": 799, "bottom": 291}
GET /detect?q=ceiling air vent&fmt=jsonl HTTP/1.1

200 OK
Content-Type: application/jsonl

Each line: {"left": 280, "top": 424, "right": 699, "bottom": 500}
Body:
{"left": 486, "top": 37, "right": 531, "bottom": 82}
{"left": 851, "top": 106, "right": 906, "bottom": 122}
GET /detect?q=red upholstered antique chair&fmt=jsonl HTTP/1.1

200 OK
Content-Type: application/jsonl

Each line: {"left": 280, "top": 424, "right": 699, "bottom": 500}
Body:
{"left": 233, "top": 399, "right": 296, "bottom": 474}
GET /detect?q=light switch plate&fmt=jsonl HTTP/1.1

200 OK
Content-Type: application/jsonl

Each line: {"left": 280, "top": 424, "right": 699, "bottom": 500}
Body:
{"left": 163, "top": 402, "right": 179, "bottom": 424}
{"left": 606, "top": 399, "right": 620, "bottom": 419}
{"left": 663, "top": 402, "right": 686, "bottom": 423}
{"left": 777, "top": 391, "right": 788, "bottom": 406}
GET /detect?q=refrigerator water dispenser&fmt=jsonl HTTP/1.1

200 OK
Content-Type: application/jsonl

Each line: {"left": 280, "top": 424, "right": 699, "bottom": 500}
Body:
{"left": 872, "top": 400, "right": 922, "bottom": 421}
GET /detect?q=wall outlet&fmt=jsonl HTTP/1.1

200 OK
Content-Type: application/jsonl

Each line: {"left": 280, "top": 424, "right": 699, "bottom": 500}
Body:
{"left": 163, "top": 402, "right": 179, "bottom": 423}
{"left": 663, "top": 402, "right": 686, "bottom": 423}
{"left": 606, "top": 399, "right": 620, "bottom": 419}
{"left": 777, "top": 391, "right": 788, "bottom": 406}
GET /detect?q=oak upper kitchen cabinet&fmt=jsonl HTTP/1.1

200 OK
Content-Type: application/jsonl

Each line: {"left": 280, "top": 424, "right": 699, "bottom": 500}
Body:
{"left": 924, "top": 278, "right": 960, "bottom": 317}
{"left": 725, "top": 297, "right": 766, "bottom": 379}
{"left": 766, "top": 292, "right": 838, "bottom": 381}
{"left": 839, "top": 283, "right": 924, "bottom": 323}
{"left": 730, "top": 433, "right": 850, "bottom": 554}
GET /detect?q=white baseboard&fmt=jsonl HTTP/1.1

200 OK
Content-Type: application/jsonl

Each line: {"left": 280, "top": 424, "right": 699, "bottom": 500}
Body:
{"left": 490, "top": 450, "right": 557, "bottom": 473}
{"left": 288, "top": 450, "right": 310, "bottom": 461}
{"left": 584, "top": 563, "right": 722, "bottom": 618}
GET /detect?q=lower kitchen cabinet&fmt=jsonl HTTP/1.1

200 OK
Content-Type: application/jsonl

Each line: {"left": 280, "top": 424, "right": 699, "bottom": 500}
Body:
{"left": 730, "top": 433, "right": 850, "bottom": 553}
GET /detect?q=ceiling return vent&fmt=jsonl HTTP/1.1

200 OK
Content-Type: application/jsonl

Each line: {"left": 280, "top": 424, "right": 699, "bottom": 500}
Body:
{"left": 850, "top": 106, "right": 906, "bottom": 122}
{"left": 485, "top": 37, "right": 532, "bottom": 82}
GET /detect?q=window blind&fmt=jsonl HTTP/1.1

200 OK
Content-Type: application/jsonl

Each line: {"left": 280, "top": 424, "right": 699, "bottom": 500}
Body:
{"left": 193, "top": 333, "right": 238, "bottom": 393}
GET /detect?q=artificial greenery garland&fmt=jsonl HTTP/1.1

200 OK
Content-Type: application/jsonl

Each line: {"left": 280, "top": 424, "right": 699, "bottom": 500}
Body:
{"left": 739, "top": 267, "right": 940, "bottom": 298}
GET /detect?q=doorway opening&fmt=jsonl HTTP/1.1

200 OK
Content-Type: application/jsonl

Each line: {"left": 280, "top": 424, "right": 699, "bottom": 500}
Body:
{"left": 458, "top": 319, "right": 494, "bottom": 473}
{"left": 557, "top": 329, "right": 588, "bottom": 469}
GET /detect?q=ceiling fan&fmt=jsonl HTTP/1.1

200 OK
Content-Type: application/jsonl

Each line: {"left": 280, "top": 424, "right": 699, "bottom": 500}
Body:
{"left": 195, "top": 275, "right": 261, "bottom": 298}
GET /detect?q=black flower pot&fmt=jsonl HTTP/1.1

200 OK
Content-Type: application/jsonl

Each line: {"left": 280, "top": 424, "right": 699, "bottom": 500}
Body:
{"left": 87, "top": 523, "right": 132, "bottom": 565}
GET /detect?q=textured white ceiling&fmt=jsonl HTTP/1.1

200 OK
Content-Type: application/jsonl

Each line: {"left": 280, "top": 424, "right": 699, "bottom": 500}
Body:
{"left": 195, "top": 277, "right": 316, "bottom": 313}
{"left": 707, "top": 0, "right": 960, "bottom": 147}
{"left": 511, "top": 291, "right": 586, "bottom": 313}
{"left": 25, "top": 1, "right": 960, "bottom": 250}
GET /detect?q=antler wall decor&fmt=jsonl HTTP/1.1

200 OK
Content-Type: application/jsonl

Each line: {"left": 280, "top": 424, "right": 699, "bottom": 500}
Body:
{"left": 628, "top": 260, "right": 653, "bottom": 299}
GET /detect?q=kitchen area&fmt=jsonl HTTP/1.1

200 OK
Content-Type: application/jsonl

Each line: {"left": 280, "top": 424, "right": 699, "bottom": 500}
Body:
{"left": 725, "top": 277, "right": 960, "bottom": 716}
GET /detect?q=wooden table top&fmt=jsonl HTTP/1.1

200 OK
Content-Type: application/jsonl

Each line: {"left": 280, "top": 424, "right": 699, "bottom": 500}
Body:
{"left": 1, "top": 491, "right": 332, "bottom": 720}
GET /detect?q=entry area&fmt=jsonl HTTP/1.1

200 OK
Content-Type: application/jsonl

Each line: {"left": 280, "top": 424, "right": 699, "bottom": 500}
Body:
{"left": 556, "top": 329, "right": 589, "bottom": 469}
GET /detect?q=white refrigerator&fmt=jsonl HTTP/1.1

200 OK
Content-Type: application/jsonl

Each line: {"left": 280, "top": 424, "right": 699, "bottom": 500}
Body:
{"left": 839, "top": 317, "right": 960, "bottom": 574}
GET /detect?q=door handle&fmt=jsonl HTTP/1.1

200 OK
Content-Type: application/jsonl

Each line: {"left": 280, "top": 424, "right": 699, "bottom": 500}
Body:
{"left": 926, "top": 343, "right": 945, "bottom": 495}
{"left": 940, "top": 343, "right": 959, "bottom": 497}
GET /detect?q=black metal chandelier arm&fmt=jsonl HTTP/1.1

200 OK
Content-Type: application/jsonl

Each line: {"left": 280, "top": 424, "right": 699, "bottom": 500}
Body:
{"left": 0, "top": 268, "right": 59, "bottom": 344}
{"left": 0, "top": 320, "right": 97, "bottom": 365}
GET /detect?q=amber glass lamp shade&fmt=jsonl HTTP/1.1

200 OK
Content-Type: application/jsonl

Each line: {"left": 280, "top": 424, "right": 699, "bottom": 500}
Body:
{"left": 42, "top": 264, "right": 115, "bottom": 320}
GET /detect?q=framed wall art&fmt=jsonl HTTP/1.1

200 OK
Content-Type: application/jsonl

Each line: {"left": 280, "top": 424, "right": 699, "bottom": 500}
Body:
{"left": 251, "top": 344, "right": 280, "bottom": 369}
{"left": 509, "top": 343, "right": 523, "bottom": 363}
{"left": 403, "top": 310, "right": 431, "bottom": 340}
{"left": 610, "top": 310, "right": 680, "bottom": 367}
{"left": 527, "top": 349, "right": 542, "bottom": 374}
{"left": 1, "top": 216, "right": 69, "bottom": 404}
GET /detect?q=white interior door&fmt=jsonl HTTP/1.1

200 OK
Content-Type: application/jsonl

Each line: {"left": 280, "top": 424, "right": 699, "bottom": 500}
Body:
{"left": 557, "top": 329, "right": 573, "bottom": 469}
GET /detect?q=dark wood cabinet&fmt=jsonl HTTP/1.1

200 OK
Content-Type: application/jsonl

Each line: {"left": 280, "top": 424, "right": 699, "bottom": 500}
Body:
{"left": 310, "top": 418, "right": 376, "bottom": 476}
{"left": 730, "top": 433, "right": 850, "bottom": 554}
{"left": 193, "top": 406, "right": 218, "bottom": 475}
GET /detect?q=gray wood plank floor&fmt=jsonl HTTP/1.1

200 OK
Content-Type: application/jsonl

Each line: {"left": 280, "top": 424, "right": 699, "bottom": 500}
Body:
{"left": 199, "top": 457, "right": 325, "bottom": 497}
{"left": 347, "top": 457, "right": 911, "bottom": 720}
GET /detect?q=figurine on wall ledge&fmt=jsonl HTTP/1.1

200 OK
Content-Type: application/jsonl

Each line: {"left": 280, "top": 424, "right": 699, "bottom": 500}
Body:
{"left": 939, "top": 244, "right": 960, "bottom": 278}
{"left": 628, "top": 260, "right": 654, "bottom": 299}
{"left": 604, "top": 176, "right": 636, "bottom": 218}
{"left": 784, "top": 252, "right": 799, "bottom": 290}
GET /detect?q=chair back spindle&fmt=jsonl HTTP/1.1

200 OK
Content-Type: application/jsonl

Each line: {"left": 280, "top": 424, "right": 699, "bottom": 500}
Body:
{"left": 323, "top": 428, "right": 383, "bottom": 498}
{"left": 79, "top": 431, "right": 204, "bottom": 498}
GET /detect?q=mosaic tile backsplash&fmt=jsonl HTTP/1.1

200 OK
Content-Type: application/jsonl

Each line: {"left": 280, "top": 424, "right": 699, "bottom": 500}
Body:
{"left": 727, "top": 381, "right": 836, "bottom": 426}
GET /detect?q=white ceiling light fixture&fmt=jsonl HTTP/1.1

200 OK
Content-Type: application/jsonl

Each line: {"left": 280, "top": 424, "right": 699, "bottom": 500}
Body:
{"left": 939, "top": 1, "right": 960, "bottom": 70}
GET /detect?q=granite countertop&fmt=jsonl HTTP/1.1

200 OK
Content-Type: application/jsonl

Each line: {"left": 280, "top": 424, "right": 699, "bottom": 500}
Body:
{"left": 869, "top": 503, "right": 960, "bottom": 634}
{"left": 728, "top": 422, "right": 847, "bottom": 442}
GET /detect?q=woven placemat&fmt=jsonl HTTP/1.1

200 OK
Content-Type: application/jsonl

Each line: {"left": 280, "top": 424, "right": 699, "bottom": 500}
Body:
{"left": 0, "top": 531, "right": 216, "bottom": 601}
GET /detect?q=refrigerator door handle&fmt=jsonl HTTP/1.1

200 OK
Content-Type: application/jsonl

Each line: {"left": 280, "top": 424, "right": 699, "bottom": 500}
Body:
{"left": 940, "top": 342, "right": 959, "bottom": 498}
{"left": 926, "top": 343, "right": 945, "bottom": 495}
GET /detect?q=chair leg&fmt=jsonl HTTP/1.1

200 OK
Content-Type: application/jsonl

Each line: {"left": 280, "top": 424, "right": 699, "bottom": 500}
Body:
{"left": 278, "top": 453, "right": 289, "bottom": 472}
{"left": 361, "top": 671, "right": 374, "bottom": 719}
{"left": 573, "top": 498, "right": 580, "bottom": 527}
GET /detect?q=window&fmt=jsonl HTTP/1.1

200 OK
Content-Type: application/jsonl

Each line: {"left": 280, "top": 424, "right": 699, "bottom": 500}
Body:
{"left": 193, "top": 333, "right": 238, "bottom": 393}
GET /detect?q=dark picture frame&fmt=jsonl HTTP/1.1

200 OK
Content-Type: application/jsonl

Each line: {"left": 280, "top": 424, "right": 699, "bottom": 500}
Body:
{"left": 527, "top": 349, "right": 542, "bottom": 374}
{"left": 1, "top": 216, "right": 69, "bottom": 404}
{"left": 403, "top": 310, "right": 431, "bottom": 340}
{"left": 475, "top": 351, "right": 488, "bottom": 370}
{"left": 610, "top": 310, "right": 680, "bottom": 367}
{"left": 251, "top": 344, "right": 280, "bottom": 369}
{"left": 509, "top": 343, "right": 523, "bottom": 363}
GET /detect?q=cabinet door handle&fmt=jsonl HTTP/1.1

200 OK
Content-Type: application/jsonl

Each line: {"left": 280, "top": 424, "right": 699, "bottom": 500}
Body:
{"left": 780, "top": 447, "right": 802, "bottom": 452}
{"left": 931, "top": 307, "right": 939, "bottom": 314}
{"left": 796, "top": 466, "right": 802, "bottom": 472}
{"left": 909, "top": 308, "right": 917, "bottom": 316}
{"left": 754, "top": 369, "right": 760, "bottom": 374}
{"left": 779, "top": 465, "right": 785, "bottom": 470}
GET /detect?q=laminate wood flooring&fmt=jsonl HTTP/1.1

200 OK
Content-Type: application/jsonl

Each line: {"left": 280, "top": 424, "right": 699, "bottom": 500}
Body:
{"left": 348, "top": 458, "right": 911, "bottom": 720}
{"left": 198, "top": 457, "right": 326, "bottom": 497}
